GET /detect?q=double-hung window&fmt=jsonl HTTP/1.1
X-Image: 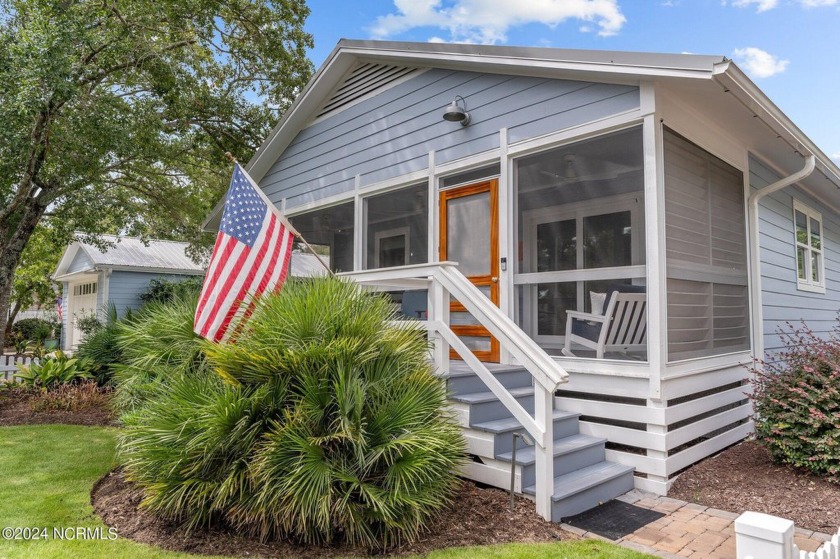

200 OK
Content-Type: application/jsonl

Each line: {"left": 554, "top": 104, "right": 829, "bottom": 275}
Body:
{"left": 793, "top": 200, "right": 825, "bottom": 292}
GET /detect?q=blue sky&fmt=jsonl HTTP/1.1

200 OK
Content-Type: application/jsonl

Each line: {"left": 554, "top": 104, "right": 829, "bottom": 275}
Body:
{"left": 303, "top": 0, "right": 840, "bottom": 161}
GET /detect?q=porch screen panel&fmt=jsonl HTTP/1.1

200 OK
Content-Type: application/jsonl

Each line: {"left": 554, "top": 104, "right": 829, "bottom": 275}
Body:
{"left": 515, "top": 126, "right": 646, "bottom": 359}
{"left": 364, "top": 183, "right": 428, "bottom": 269}
{"left": 289, "top": 201, "right": 355, "bottom": 273}
{"left": 664, "top": 129, "right": 749, "bottom": 361}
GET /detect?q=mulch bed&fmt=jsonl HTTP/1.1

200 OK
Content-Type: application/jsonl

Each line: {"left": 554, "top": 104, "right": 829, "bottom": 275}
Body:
{"left": 91, "top": 470, "right": 573, "bottom": 558}
{"left": 0, "top": 386, "right": 115, "bottom": 427}
{"left": 669, "top": 440, "right": 840, "bottom": 534}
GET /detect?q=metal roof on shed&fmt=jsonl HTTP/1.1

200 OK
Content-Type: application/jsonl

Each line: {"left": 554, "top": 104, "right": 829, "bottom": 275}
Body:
{"left": 54, "top": 235, "right": 205, "bottom": 279}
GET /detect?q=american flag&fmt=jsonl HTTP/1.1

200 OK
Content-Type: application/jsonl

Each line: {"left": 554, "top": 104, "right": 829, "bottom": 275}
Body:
{"left": 194, "top": 164, "right": 295, "bottom": 342}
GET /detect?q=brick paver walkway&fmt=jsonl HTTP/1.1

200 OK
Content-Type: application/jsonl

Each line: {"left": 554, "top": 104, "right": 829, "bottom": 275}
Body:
{"left": 560, "top": 490, "right": 833, "bottom": 559}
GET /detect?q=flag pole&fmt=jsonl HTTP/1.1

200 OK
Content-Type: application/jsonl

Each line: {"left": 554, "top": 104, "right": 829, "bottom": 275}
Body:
{"left": 224, "top": 152, "right": 335, "bottom": 277}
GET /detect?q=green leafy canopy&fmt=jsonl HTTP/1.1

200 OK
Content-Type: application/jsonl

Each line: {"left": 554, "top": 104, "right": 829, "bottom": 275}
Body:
{"left": 0, "top": 0, "right": 314, "bottom": 347}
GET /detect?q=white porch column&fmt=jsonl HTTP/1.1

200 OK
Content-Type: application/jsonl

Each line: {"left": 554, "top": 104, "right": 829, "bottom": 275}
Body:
{"left": 353, "top": 175, "right": 363, "bottom": 271}
{"left": 498, "top": 127, "right": 513, "bottom": 365}
{"left": 641, "top": 86, "right": 667, "bottom": 403}
{"left": 642, "top": 86, "right": 671, "bottom": 492}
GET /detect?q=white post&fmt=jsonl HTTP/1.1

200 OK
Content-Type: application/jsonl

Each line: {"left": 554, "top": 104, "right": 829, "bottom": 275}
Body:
{"left": 533, "top": 383, "right": 554, "bottom": 521}
{"left": 428, "top": 278, "right": 450, "bottom": 377}
{"left": 735, "top": 511, "right": 795, "bottom": 559}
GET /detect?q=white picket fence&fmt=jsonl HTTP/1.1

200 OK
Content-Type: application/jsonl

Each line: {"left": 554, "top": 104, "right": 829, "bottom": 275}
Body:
{"left": 736, "top": 511, "right": 840, "bottom": 559}
{"left": 0, "top": 355, "right": 37, "bottom": 382}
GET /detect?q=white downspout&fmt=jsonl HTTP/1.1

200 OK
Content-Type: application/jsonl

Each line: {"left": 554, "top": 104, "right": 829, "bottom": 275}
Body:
{"left": 748, "top": 154, "right": 815, "bottom": 362}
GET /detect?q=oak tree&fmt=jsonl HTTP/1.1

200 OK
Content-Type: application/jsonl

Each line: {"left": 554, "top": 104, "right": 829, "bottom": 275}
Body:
{"left": 0, "top": 0, "right": 313, "bottom": 348}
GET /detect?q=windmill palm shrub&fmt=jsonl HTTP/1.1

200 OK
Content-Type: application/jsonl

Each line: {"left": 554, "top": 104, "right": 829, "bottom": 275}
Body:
{"left": 118, "top": 277, "right": 464, "bottom": 548}
{"left": 112, "top": 294, "right": 207, "bottom": 415}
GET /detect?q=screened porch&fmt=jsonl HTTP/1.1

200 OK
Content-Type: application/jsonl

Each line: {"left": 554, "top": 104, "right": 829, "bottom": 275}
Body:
{"left": 284, "top": 123, "right": 751, "bottom": 368}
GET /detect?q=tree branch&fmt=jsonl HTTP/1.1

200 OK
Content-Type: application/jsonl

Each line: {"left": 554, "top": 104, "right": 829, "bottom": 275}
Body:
{"left": 79, "top": 39, "right": 197, "bottom": 86}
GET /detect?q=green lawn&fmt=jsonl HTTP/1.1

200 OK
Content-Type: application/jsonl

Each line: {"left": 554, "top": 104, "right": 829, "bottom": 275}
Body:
{"left": 0, "top": 425, "right": 652, "bottom": 559}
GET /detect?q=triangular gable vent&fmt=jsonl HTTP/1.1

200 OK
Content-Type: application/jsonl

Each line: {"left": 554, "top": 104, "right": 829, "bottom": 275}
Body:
{"left": 316, "top": 63, "right": 419, "bottom": 119}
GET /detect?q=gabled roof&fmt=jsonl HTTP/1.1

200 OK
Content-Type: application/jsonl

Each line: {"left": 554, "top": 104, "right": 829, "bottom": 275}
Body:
{"left": 201, "top": 39, "right": 840, "bottom": 231}
{"left": 243, "top": 40, "right": 732, "bottom": 185}
{"left": 54, "top": 235, "right": 206, "bottom": 280}
{"left": 243, "top": 40, "right": 840, "bottom": 188}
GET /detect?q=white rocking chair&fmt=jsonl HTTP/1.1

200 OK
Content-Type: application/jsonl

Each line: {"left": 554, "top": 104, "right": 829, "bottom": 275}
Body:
{"left": 561, "top": 286, "right": 647, "bottom": 359}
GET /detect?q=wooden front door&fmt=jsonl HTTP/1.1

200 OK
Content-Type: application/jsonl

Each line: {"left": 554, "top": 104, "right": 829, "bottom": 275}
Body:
{"left": 439, "top": 179, "right": 500, "bottom": 362}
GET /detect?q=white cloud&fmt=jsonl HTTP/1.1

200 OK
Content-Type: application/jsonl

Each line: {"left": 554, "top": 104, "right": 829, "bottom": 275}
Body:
{"left": 798, "top": 0, "right": 837, "bottom": 6}
{"left": 732, "top": 47, "right": 789, "bottom": 78}
{"left": 732, "top": 0, "right": 779, "bottom": 11}
{"left": 731, "top": 0, "right": 837, "bottom": 10}
{"left": 369, "top": 0, "right": 627, "bottom": 44}
{"left": 831, "top": 151, "right": 840, "bottom": 163}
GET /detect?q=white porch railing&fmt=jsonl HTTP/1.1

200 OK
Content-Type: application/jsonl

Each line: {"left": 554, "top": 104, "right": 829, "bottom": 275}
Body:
{"left": 340, "top": 261, "right": 569, "bottom": 520}
{"left": 736, "top": 511, "right": 840, "bottom": 559}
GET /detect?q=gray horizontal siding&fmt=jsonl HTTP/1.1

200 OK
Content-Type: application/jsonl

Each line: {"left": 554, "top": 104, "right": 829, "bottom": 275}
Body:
{"left": 752, "top": 156, "right": 840, "bottom": 358}
{"left": 67, "top": 250, "right": 93, "bottom": 273}
{"left": 262, "top": 69, "right": 639, "bottom": 210}
{"left": 106, "top": 272, "right": 195, "bottom": 316}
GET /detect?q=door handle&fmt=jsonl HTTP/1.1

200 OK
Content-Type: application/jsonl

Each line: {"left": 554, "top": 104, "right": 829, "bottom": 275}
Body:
{"left": 492, "top": 277, "right": 498, "bottom": 283}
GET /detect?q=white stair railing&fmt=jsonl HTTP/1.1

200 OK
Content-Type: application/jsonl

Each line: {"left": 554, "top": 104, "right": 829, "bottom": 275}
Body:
{"left": 341, "top": 261, "right": 569, "bottom": 521}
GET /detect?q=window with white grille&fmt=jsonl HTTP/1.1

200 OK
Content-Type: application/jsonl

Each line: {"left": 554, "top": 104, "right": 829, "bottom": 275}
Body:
{"left": 72, "top": 282, "right": 97, "bottom": 296}
{"left": 793, "top": 200, "right": 825, "bottom": 292}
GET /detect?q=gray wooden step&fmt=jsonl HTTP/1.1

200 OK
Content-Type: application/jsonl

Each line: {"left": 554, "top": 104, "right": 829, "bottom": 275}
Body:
{"left": 495, "top": 434, "right": 606, "bottom": 488}
{"left": 470, "top": 409, "right": 581, "bottom": 455}
{"left": 522, "top": 461, "right": 636, "bottom": 521}
{"left": 449, "top": 386, "right": 535, "bottom": 424}
{"left": 445, "top": 367, "right": 533, "bottom": 397}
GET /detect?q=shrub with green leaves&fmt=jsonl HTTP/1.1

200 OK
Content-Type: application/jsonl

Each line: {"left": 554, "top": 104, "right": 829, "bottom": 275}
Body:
{"left": 11, "top": 332, "right": 28, "bottom": 356}
{"left": 11, "top": 317, "right": 55, "bottom": 342}
{"left": 75, "top": 304, "right": 134, "bottom": 386}
{"left": 752, "top": 321, "right": 840, "bottom": 482}
{"left": 139, "top": 277, "right": 204, "bottom": 306}
{"left": 76, "top": 313, "right": 104, "bottom": 337}
{"left": 15, "top": 350, "right": 93, "bottom": 389}
{"left": 118, "top": 277, "right": 464, "bottom": 549}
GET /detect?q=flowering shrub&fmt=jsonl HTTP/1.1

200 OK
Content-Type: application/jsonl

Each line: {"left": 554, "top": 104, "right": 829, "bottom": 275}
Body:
{"left": 751, "top": 321, "right": 840, "bottom": 482}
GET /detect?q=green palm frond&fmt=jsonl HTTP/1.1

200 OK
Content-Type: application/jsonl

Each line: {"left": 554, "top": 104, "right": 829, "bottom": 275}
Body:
{"left": 119, "top": 276, "right": 466, "bottom": 548}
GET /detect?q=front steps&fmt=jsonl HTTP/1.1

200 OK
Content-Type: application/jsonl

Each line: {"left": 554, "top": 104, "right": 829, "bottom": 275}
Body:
{"left": 446, "top": 363, "right": 634, "bottom": 522}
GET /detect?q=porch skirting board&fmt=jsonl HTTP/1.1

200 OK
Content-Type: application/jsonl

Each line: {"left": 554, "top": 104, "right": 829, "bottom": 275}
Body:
{"left": 555, "top": 362, "right": 753, "bottom": 495}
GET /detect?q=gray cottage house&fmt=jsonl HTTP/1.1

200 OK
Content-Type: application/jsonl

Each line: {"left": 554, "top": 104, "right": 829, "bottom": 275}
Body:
{"left": 53, "top": 236, "right": 205, "bottom": 350}
{"left": 205, "top": 40, "right": 840, "bottom": 522}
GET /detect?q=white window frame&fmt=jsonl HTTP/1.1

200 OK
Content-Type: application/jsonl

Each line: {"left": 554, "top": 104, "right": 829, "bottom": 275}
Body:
{"left": 373, "top": 226, "right": 410, "bottom": 268}
{"left": 793, "top": 200, "right": 825, "bottom": 293}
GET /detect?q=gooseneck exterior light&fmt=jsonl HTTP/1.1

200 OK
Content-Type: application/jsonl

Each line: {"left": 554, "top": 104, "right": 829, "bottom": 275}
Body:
{"left": 442, "top": 95, "right": 471, "bottom": 126}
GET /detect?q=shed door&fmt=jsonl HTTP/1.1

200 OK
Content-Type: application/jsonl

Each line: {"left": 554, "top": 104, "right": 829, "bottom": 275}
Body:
{"left": 69, "top": 281, "right": 97, "bottom": 348}
{"left": 439, "top": 179, "right": 500, "bottom": 362}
